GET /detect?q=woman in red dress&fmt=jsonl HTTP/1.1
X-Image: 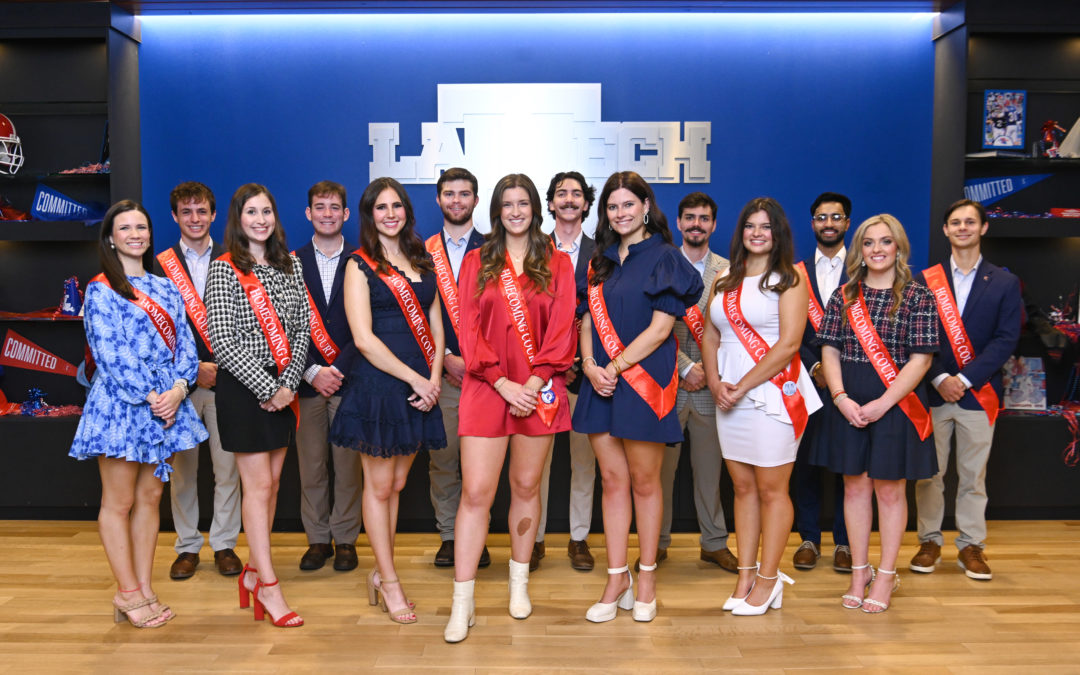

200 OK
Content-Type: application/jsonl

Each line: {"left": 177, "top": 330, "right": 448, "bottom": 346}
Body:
{"left": 443, "top": 174, "right": 577, "bottom": 643}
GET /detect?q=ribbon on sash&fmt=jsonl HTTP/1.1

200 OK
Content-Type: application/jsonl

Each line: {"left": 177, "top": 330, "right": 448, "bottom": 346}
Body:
{"left": 90, "top": 273, "right": 176, "bottom": 358}
{"left": 221, "top": 253, "right": 299, "bottom": 424}
{"left": 426, "top": 234, "right": 462, "bottom": 341}
{"left": 846, "top": 285, "right": 933, "bottom": 441}
{"left": 794, "top": 261, "right": 825, "bottom": 333}
{"left": 156, "top": 249, "right": 213, "bottom": 354}
{"left": 497, "top": 255, "right": 558, "bottom": 426}
{"left": 923, "top": 264, "right": 1001, "bottom": 425}
{"left": 721, "top": 284, "right": 808, "bottom": 438}
{"left": 354, "top": 248, "right": 436, "bottom": 368}
{"left": 683, "top": 305, "right": 705, "bottom": 350}
{"left": 587, "top": 266, "right": 677, "bottom": 420}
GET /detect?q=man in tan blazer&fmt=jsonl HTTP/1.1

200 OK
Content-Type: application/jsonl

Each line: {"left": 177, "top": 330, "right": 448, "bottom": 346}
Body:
{"left": 653, "top": 192, "right": 736, "bottom": 572}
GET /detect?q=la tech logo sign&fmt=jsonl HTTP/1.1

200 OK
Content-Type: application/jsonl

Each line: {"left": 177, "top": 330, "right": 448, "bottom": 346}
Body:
{"left": 369, "top": 83, "right": 711, "bottom": 232}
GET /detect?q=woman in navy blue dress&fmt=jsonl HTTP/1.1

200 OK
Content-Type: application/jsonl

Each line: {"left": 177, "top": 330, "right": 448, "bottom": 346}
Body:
{"left": 71, "top": 200, "right": 207, "bottom": 628}
{"left": 572, "top": 171, "right": 703, "bottom": 623}
{"left": 330, "top": 177, "right": 446, "bottom": 624}
{"left": 817, "top": 214, "right": 938, "bottom": 614}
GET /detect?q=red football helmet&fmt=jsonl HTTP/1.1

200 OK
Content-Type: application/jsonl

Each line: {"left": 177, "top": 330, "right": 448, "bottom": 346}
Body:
{"left": 0, "top": 113, "right": 24, "bottom": 175}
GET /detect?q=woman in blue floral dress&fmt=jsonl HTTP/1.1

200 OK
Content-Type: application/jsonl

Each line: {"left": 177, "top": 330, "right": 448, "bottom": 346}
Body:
{"left": 70, "top": 200, "right": 208, "bottom": 628}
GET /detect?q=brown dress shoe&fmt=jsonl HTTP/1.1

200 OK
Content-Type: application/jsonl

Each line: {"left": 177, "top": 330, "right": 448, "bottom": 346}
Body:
{"left": 213, "top": 548, "right": 243, "bottom": 576}
{"left": 792, "top": 540, "right": 821, "bottom": 570}
{"left": 333, "top": 543, "right": 359, "bottom": 571}
{"left": 299, "top": 543, "right": 334, "bottom": 571}
{"left": 634, "top": 547, "right": 667, "bottom": 572}
{"left": 567, "top": 539, "right": 594, "bottom": 571}
{"left": 833, "top": 545, "right": 852, "bottom": 572}
{"left": 434, "top": 540, "right": 455, "bottom": 567}
{"left": 909, "top": 540, "right": 941, "bottom": 574}
{"left": 170, "top": 552, "right": 200, "bottom": 580}
{"left": 479, "top": 545, "right": 492, "bottom": 568}
{"left": 957, "top": 545, "right": 992, "bottom": 580}
{"left": 530, "top": 541, "right": 546, "bottom": 572}
{"left": 700, "top": 547, "right": 739, "bottom": 573}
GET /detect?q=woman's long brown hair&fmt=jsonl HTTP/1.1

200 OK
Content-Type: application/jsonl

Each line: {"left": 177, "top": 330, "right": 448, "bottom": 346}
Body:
{"left": 475, "top": 173, "right": 553, "bottom": 296}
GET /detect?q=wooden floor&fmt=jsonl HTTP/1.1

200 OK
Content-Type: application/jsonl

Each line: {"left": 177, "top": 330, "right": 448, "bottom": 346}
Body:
{"left": 1, "top": 521, "right": 1079, "bottom": 674}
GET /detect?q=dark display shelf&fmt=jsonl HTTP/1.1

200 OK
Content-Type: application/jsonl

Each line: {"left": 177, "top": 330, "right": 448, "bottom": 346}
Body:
{"left": 0, "top": 220, "right": 101, "bottom": 241}
{"left": 985, "top": 217, "right": 1080, "bottom": 238}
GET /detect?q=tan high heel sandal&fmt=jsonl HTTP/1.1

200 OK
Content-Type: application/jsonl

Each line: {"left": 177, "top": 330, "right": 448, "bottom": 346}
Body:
{"left": 377, "top": 578, "right": 417, "bottom": 624}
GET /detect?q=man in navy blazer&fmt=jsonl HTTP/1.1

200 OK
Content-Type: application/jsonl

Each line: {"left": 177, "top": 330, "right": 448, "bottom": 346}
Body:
{"left": 792, "top": 192, "right": 851, "bottom": 573}
{"left": 156, "top": 181, "right": 242, "bottom": 580}
{"left": 428, "top": 168, "right": 491, "bottom": 569}
{"left": 294, "top": 181, "right": 362, "bottom": 573}
{"left": 912, "top": 199, "right": 1022, "bottom": 581}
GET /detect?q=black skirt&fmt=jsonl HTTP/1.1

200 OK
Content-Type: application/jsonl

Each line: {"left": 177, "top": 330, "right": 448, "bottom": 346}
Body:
{"left": 215, "top": 366, "right": 295, "bottom": 453}
{"left": 809, "top": 360, "right": 937, "bottom": 481}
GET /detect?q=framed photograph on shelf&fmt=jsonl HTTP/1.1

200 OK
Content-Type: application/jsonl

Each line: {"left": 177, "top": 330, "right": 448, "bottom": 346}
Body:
{"left": 983, "top": 89, "right": 1026, "bottom": 149}
{"left": 1002, "top": 355, "right": 1046, "bottom": 410}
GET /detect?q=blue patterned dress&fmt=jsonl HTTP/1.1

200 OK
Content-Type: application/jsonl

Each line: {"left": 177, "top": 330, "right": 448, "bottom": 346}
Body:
{"left": 69, "top": 273, "right": 208, "bottom": 481}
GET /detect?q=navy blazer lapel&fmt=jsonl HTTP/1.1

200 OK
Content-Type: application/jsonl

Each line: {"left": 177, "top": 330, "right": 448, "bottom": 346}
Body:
{"left": 325, "top": 240, "right": 354, "bottom": 309}
{"left": 576, "top": 234, "right": 596, "bottom": 280}
{"left": 961, "top": 260, "right": 992, "bottom": 322}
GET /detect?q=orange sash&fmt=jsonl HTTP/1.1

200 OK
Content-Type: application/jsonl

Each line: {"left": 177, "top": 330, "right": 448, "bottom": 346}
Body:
{"left": 156, "top": 249, "right": 212, "bottom": 353}
{"left": 498, "top": 256, "right": 558, "bottom": 426}
{"left": 303, "top": 286, "right": 341, "bottom": 365}
{"left": 587, "top": 268, "right": 677, "bottom": 420}
{"left": 426, "top": 234, "right": 461, "bottom": 341}
{"left": 354, "top": 248, "right": 436, "bottom": 368}
{"left": 846, "top": 286, "right": 933, "bottom": 440}
{"left": 721, "top": 284, "right": 808, "bottom": 438}
{"left": 91, "top": 273, "right": 176, "bottom": 358}
{"left": 794, "top": 261, "right": 825, "bottom": 332}
{"left": 923, "top": 264, "right": 1000, "bottom": 425}
{"left": 683, "top": 305, "right": 705, "bottom": 350}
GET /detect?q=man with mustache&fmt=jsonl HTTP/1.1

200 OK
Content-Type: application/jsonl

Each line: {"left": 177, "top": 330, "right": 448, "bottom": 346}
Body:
{"left": 428, "top": 168, "right": 491, "bottom": 569}
{"left": 535, "top": 171, "right": 598, "bottom": 571}
{"left": 653, "top": 192, "right": 736, "bottom": 572}
{"left": 792, "top": 192, "right": 852, "bottom": 573}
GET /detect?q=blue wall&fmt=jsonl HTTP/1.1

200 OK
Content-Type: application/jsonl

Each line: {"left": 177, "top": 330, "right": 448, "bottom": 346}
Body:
{"left": 139, "top": 11, "right": 934, "bottom": 267}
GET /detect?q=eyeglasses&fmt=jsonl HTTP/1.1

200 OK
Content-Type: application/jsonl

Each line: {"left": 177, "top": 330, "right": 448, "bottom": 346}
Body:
{"left": 813, "top": 213, "right": 847, "bottom": 222}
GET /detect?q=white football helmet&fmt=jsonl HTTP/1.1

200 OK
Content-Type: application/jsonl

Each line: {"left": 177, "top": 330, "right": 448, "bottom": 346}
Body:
{"left": 0, "top": 114, "right": 24, "bottom": 175}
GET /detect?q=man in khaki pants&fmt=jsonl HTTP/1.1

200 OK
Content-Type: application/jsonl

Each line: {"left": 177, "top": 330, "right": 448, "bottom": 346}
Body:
{"left": 912, "top": 199, "right": 1021, "bottom": 581}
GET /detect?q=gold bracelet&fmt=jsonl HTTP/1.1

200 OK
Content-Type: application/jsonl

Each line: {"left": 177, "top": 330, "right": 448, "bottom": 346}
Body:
{"left": 582, "top": 356, "right": 597, "bottom": 369}
{"left": 494, "top": 377, "right": 507, "bottom": 391}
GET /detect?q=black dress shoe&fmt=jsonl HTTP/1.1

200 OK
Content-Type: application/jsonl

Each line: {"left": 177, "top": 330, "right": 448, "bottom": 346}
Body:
{"left": 213, "top": 548, "right": 243, "bottom": 576}
{"left": 170, "top": 552, "right": 200, "bottom": 580}
{"left": 434, "top": 540, "right": 455, "bottom": 567}
{"left": 478, "top": 545, "right": 491, "bottom": 568}
{"left": 299, "top": 543, "right": 334, "bottom": 571}
{"left": 333, "top": 543, "right": 359, "bottom": 571}
{"left": 530, "top": 541, "right": 545, "bottom": 572}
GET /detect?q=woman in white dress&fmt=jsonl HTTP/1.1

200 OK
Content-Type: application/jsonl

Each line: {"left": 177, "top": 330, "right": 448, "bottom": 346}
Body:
{"left": 701, "top": 197, "right": 821, "bottom": 616}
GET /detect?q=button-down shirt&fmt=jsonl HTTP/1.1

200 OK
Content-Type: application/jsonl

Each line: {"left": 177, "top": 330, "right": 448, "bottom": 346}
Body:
{"left": 951, "top": 254, "right": 983, "bottom": 315}
{"left": 815, "top": 246, "right": 846, "bottom": 302}
{"left": 444, "top": 227, "right": 473, "bottom": 279}
{"left": 312, "top": 236, "right": 345, "bottom": 305}
{"left": 554, "top": 229, "right": 584, "bottom": 269}
{"left": 678, "top": 246, "right": 709, "bottom": 377}
{"left": 182, "top": 238, "right": 215, "bottom": 298}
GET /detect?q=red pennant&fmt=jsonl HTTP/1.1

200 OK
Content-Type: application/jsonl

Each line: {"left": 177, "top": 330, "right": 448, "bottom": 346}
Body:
{"left": 0, "top": 329, "right": 78, "bottom": 377}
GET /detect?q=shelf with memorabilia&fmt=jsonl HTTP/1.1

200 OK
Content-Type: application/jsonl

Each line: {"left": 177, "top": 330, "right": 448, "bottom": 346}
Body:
{"left": 982, "top": 217, "right": 1080, "bottom": 238}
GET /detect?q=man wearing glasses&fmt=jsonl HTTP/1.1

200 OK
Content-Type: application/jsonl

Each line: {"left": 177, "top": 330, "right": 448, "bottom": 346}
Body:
{"left": 791, "top": 192, "right": 852, "bottom": 573}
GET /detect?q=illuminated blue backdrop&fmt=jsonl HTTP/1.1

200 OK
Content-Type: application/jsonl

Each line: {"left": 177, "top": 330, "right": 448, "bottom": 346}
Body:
{"left": 139, "top": 11, "right": 935, "bottom": 266}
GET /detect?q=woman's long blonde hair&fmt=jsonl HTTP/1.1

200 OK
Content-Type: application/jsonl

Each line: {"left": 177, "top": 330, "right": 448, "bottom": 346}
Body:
{"left": 841, "top": 213, "right": 912, "bottom": 322}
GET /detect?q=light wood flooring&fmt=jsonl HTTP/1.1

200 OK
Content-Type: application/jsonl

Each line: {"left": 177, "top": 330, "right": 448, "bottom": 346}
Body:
{"left": 1, "top": 520, "right": 1078, "bottom": 673}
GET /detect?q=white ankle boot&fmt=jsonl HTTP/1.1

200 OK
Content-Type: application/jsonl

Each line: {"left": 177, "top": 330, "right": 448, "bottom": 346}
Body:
{"left": 508, "top": 559, "right": 532, "bottom": 619}
{"left": 585, "top": 566, "right": 634, "bottom": 623}
{"left": 444, "top": 579, "right": 475, "bottom": 643}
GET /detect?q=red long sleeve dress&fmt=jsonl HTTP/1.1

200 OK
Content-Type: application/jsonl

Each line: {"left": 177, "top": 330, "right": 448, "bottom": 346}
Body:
{"left": 457, "top": 248, "right": 577, "bottom": 437}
